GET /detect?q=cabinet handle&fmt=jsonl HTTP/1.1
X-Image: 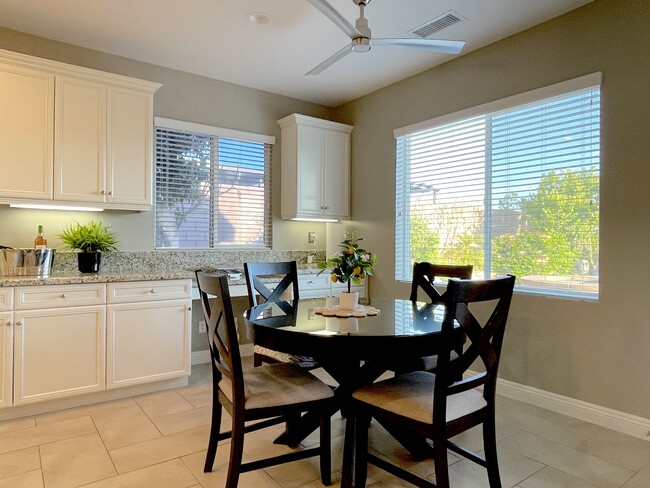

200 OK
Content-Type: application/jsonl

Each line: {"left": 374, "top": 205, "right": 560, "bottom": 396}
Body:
{"left": 187, "top": 306, "right": 192, "bottom": 311}
{"left": 60, "top": 293, "right": 66, "bottom": 298}
{"left": 101, "top": 190, "right": 106, "bottom": 196}
{"left": 150, "top": 289, "right": 156, "bottom": 294}
{"left": 5, "top": 321, "right": 11, "bottom": 327}
{"left": 108, "top": 190, "right": 113, "bottom": 197}
{"left": 16, "top": 320, "right": 23, "bottom": 326}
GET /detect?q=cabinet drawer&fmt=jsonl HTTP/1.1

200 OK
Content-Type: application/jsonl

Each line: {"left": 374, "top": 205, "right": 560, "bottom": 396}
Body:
{"left": 15, "top": 284, "right": 106, "bottom": 310}
{"left": 299, "top": 273, "right": 330, "bottom": 290}
{"left": 0, "top": 288, "right": 12, "bottom": 311}
{"left": 107, "top": 279, "right": 191, "bottom": 303}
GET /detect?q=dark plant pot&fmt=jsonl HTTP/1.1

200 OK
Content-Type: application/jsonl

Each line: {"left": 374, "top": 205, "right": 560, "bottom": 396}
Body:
{"left": 78, "top": 252, "right": 101, "bottom": 273}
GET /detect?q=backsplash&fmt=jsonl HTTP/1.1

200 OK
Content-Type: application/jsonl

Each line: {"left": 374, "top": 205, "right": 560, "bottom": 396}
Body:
{"left": 53, "top": 249, "right": 326, "bottom": 274}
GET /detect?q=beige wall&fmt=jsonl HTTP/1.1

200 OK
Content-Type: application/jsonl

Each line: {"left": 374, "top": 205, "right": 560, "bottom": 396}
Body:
{"left": 0, "top": 27, "right": 333, "bottom": 251}
{"left": 338, "top": 0, "right": 650, "bottom": 418}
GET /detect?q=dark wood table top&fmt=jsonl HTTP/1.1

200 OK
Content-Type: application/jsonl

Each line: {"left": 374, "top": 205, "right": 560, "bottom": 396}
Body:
{"left": 244, "top": 297, "right": 460, "bottom": 364}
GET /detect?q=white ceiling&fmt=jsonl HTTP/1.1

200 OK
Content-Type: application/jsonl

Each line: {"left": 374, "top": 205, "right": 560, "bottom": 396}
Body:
{"left": 0, "top": 0, "right": 592, "bottom": 107}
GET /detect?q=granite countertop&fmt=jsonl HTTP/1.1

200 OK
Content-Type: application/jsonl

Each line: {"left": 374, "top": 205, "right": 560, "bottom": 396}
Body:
{"left": 0, "top": 265, "right": 324, "bottom": 287}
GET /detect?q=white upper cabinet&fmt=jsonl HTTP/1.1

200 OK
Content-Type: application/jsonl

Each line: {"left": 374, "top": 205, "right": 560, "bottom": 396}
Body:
{"left": 0, "top": 49, "right": 160, "bottom": 210}
{"left": 278, "top": 114, "right": 353, "bottom": 221}
{"left": 106, "top": 87, "right": 153, "bottom": 207}
{"left": 55, "top": 77, "right": 106, "bottom": 203}
{"left": 0, "top": 62, "right": 54, "bottom": 200}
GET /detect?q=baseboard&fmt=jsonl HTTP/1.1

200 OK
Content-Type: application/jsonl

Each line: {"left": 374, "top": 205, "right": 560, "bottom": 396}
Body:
{"left": 191, "top": 350, "right": 211, "bottom": 365}
{"left": 191, "top": 344, "right": 254, "bottom": 366}
{"left": 489, "top": 373, "right": 650, "bottom": 441}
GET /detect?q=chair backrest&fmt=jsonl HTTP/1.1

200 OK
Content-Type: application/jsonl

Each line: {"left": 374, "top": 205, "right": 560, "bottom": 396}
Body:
{"left": 244, "top": 261, "right": 300, "bottom": 307}
{"left": 410, "top": 262, "right": 474, "bottom": 302}
{"left": 434, "top": 274, "right": 516, "bottom": 416}
{"left": 195, "top": 271, "right": 245, "bottom": 405}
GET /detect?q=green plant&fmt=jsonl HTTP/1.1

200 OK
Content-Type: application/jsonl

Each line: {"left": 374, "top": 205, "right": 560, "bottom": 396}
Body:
{"left": 317, "top": 231, "right": 377, "bottom": 293}
{"left": 58, "top": 220, "right": 118, "bottom": 253}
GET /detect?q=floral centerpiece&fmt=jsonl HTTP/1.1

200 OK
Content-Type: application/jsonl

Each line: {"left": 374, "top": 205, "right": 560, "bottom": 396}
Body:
{"left": 318, "top": 231, "right": 377, "bottom": 308}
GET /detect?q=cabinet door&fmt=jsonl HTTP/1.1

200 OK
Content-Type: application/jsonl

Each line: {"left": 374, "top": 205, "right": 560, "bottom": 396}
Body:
{"left": 0, "top": 63, "right": 54, "bottom": 200}
{"left": 296, "top": 125, "right": 325, "bottom": 217}
{"left": 0, "top": 312, "right": 12, "bottom": 409}
{"left": 106, "top": 87, "right": 153, "bottom": 208}
{"left": 107, "top": 299, "right": 190, "bottom": 389}
{"left": 322, "top": 129, "right": 350, "bottom": 219}
{"left": 13, "top": 306, "right": 106, "bottom": 405}
{"left": 54, "top": 77, "right": 106, "bottom": 202}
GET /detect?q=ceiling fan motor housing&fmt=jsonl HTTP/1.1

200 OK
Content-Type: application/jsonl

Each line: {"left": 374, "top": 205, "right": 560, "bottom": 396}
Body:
{"left": 353, "top": 15, "right": 371, "bottom": 52}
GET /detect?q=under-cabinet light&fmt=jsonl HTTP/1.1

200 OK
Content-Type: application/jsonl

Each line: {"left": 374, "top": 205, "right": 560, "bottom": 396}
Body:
{"left": 291, "top": 218, "right": 338, "bottom": 223}
{"left": 9, "top": 203, "right": 104, "bottom": 212}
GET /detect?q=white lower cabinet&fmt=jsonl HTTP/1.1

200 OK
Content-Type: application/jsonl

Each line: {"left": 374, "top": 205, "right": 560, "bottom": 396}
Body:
{"left": 106, "top": 280, "right": 191, "bottom": 389}
{"left": 0, "top": 279, "right": 191, "bottom": 413}
{"left": 0, "top": 311, "right": 12, "bottom": 409}
{"left": 12, "top": 284, "right": 106, "bottom": 405}
{"left": 13, "top": 306, "right": 106, "bottom": 405}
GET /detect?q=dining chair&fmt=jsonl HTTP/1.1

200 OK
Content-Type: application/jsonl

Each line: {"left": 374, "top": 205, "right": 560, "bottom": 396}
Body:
{"left": 391, "top": 262, "right": 474, "bottom": 374}
{"left": 341, "top": 274, "right": 516, "bottom": 488}
{"left": 410, "top": 262, "right": 474, "bottom": 302}
{"left": 195, "top": 271, "right": 334, "bottom": 488}
{"left": 244, "top": 261, "right": 317, "bottom": 368}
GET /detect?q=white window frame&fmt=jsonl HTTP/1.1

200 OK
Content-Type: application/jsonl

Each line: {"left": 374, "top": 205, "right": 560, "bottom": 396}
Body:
{"left": 154, "top": 117, "right": 275, "bottom": 250}
{"left": 394, "top": 73, "right": 602, "bottom": 299}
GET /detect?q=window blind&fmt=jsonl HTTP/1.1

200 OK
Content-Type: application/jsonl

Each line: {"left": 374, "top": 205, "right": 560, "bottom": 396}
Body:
{"left": 154, "top": 120, "right": 273, "bottom": 249}
{"left": 395, "top": 74, "right": 601, "bottom": 298}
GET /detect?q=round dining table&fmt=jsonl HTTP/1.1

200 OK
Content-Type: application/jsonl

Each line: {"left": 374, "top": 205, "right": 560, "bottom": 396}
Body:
{"left": 244, "top": 296, "right": 462, "bottom": 453}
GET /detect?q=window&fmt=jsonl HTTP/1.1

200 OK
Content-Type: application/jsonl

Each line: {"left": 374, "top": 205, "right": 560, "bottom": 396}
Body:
{"left": 154, "top": 118, "right": 274, "bottom": 249}
{"left": 395, "top": 73, "right": 601, "bottom": 298}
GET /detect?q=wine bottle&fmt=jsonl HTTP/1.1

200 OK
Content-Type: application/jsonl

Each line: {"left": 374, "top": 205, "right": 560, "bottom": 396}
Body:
{"left": 34, "top": 224, "right": 47, "bottom": 249}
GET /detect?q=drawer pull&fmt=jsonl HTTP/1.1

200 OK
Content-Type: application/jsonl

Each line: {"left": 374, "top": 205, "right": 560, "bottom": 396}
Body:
{"left": 150, "top": 289, "right": 156, "bottom": 294}
{"left": 60, "top": 293, "right": 67, "bottom": 298}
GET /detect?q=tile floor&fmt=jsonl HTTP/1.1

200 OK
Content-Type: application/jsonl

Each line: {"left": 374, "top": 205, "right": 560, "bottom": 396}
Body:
{"left": 1, "top": 361, "right": 649, "bottom": 488}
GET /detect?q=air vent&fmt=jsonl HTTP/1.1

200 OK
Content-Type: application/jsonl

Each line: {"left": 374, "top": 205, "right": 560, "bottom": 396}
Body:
{"left": 410, "top": 10, "right": 463, "bottom": 38}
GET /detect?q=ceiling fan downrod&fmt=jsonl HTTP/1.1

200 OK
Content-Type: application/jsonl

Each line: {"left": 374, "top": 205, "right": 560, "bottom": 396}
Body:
{"left": 352, "top": 0, "right": 371, "bottom": 52}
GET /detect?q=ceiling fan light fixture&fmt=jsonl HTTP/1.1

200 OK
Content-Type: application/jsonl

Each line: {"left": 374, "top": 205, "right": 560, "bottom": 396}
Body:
{"left": 351, "top": 37, "right": 371, "bottom": 53}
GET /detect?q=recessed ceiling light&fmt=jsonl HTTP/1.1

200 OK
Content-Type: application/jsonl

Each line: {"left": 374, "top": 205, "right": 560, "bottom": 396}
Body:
{"left": 247, "top": 12, "right": 270, "bottom": 25}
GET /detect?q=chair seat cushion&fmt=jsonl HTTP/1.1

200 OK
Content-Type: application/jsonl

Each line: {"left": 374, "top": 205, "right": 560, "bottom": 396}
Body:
{"left": 253, "top": 345, "right": 319, "bottom": 369}
{"left": 219, "top": 362, "right": 334, "bottom": 410}
{"left": 352, "top": 371, "right": 487, "bottom": 424}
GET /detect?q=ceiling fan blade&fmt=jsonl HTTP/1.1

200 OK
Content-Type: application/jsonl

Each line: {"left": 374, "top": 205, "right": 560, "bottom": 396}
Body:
{"left": 306, "top": 0, "right": 361, "bottom": 39}
{"left": 306, "top": 44, "right": 353, "bottom": 75}
{"left": 372, "top": 38, "right": 465, "bottom": 54}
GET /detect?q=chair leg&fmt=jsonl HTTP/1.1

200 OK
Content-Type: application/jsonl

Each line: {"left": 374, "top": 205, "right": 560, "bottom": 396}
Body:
{"left": 354, "top": 411, "right": 370, "bottom": 488}
{"left": 225, "top": 418, "right": 246, "bottom": 488}
{"left": 203, "top": 403, "right": 223, "bottom": 472}
{"left": 432, "top": 435, "right": 450, "bottom": 488}
{"left": 341, "top": 412, "right": 356, "bottom": 488}
{"left": 320, "top": 413, "right": 332, "bottom": 486}
{"left": 483, "top": 415, "right": 502, "bottom": 488}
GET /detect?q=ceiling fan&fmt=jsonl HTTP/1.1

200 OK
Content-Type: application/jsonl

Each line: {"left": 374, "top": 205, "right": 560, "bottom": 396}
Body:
{"left": 305, "top": 0, "right": 466, "bottom": 75}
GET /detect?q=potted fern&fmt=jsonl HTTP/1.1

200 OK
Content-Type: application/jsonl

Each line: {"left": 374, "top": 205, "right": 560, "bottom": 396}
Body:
{"left": 58, "top": 220, "right": 118, "bottom": 273}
